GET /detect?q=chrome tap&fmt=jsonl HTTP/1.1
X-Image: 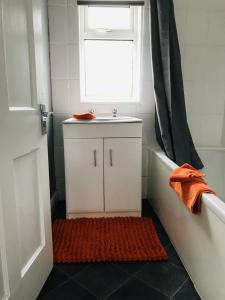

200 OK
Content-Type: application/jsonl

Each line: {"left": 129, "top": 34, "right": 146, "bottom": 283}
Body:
{"left": 112, "top": 108, "right": 117, "bottom": 117}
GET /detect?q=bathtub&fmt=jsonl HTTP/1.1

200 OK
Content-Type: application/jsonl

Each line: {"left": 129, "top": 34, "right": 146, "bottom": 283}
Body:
{"left": 149, "top": 148, "right": 225, "bottom": 300}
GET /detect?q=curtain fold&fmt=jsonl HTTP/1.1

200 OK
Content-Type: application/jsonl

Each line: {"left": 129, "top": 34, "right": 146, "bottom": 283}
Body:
{"left": 150, "top": 0, "right": 203, "bottom": 169}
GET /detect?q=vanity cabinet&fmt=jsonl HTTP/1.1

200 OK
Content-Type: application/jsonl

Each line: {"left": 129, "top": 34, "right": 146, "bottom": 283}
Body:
{"left": 63, "top": 118, "right": 142, "bottom": 218}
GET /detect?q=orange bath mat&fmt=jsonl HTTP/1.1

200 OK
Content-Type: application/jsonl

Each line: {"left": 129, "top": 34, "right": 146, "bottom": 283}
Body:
{"left": 52, "top": 217, "right": 168, "bottom": 263}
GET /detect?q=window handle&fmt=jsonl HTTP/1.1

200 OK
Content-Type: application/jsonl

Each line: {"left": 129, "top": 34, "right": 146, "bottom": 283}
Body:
{"left": 96, "top": 28, "right": 112, "bottom": 33}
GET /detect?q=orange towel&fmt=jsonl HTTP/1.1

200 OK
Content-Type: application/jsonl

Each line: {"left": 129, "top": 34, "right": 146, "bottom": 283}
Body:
{"left": 73, "top": 113, "right": 96, "bottom": 120}
{"left": 169, "top": 163, "right": 215, "bottom": 214}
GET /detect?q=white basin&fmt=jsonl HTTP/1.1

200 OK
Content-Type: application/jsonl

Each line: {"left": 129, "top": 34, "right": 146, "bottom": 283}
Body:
{"left": 95, "top": 116, "right": 133, "bottom": 121}
{"left": 63, "top": 116, "right": 142, "bottom": 124}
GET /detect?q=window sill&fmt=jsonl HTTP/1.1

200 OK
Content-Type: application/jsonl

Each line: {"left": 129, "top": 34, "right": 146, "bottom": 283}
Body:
{"left": 80, "top": 98, "right": 140, "bottom": 104}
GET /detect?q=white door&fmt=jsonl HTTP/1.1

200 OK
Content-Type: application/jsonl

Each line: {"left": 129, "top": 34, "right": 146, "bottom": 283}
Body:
{"left": 104, "top": 138, "right": 142, "bottom": 212}
{"left": 0, "top": 1, "right": 53, "bottom": 300}
{"left": 64, "top": 139, "right": 104, "bottom": 214}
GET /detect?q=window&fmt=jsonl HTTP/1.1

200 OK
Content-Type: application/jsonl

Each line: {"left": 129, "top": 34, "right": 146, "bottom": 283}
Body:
{"left": 79, "top": 5, "right": 142, "bottom": 103}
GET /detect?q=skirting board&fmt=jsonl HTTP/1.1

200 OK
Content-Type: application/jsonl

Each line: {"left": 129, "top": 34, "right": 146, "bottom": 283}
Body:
{"left": 67, "top": 211, "right": 141, "bottom": 218}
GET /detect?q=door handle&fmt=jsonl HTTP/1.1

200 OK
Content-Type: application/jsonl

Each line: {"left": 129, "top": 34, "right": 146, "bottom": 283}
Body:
{"left": 40, "top": 104, "right": 53, "bottom": 135}
{"left": 109, "top": 149, "right": 113, "bottom": 167}
{"left": 93, "top": 150, "right": 97, "bottom": 167}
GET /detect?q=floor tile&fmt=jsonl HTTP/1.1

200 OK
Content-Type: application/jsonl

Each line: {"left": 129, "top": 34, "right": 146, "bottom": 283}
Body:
{"left": 107, "top": 277, "right": 169, "bottom": 300}
{"left": 142, "top": 200, "right": 163, "bottom": 225}
{"left": 39, "top": 279, "right": 98, "bottom": 300}
{"left": 135, "top": 261, "right": 188, "bottom": 298}
{"left": 142, "top": 200, "right": 157, "bottom": 218}
{"left": 113, "top": 261, "right": 148, "bottom": 275}
{"left": 142, "top": 201, "right": 171, "bottom": 248}
{"left": 73, "top": 263, "right": 129, "bottom": 299}
{"left": 173, "top": 280, "right": 201, "bottom": 300}
{"left": 53, "top": 201, "right": 66, "bottom": 220}
{"left": 37, "top": 267, "right": 69, "bottom": 298}
{"left": 165, "top": 243, "right": 184, "bottom": 269}
{"left": 56, "top": 263, "right": 90, "bottom": 277}
{"left": 37, "top": 199, "right": 200, "bottom": 300}
{"left": 154, "top": 220, "right": 172, "bottom": 247}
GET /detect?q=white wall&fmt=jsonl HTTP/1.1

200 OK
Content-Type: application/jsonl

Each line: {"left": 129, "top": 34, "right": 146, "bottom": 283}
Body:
{"left": 48, "top": 0, "right": 225, "bottom": 201}
{"left": 174, "top": 0, "right": 225, "bottom": 147}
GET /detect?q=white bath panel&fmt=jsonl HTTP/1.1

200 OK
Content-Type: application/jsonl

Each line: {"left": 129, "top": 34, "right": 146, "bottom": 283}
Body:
{"left": 149, "top": 149, "right": 225, "bottom": 300}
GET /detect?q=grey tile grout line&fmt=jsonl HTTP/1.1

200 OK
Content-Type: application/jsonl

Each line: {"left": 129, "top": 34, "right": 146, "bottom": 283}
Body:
{"left": 104, "top": 263, "right": 171, "bottom": 300}
{"left": 169, "top": 278, "right": 189, "bottom": 299}
{"left": 164, "top": 243, "right": 186, "bottom": 270}
{"left": 39, "top": 265, "right": 91, "bottom": 299}
{"left": 55, "top": 263, "right": 90, "bottom": 279}
{"left": 168, "top": 261, "right": 186, "bottom": 271}
{"left": 67, "top": 264, "right": 107, "bottom": 299}
{"left": 112, "top": 261, "right": 149, "bottom": 276}
{"left": 69, "top": 262, "right": 145, "bottom": 300}
{"left": 70, "top": 263, "right": 133, "bottom": 300}
{"left": 38, "top": 267, "right": 71, "bottom": 299}
{"left": 131, "top": 261, "right": 188, "bottom": 299}
{"left": 164, "top": 240, "right": 173, "bottom": 248}
{"left": 39, "top": 279, "right": 73, "bottom": 300}
{"left": 54, "top": 250, "right": 186, "bottom": 299}
{"left": 103, "top": 270, "right": 144, "bottom": 300}
{"left": 39, "top": 260, "right": 187, "bottom": 300}
{"left": 132, "top": 274, "right": 170, "bottom": 299}
{"left": 70, "top": 276, "right": 102, "bottom": 300}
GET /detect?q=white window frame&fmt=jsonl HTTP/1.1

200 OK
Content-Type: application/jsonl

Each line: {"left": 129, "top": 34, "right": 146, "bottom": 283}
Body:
{"left": 78, "top": 5, "right": 142, "bottom": 103}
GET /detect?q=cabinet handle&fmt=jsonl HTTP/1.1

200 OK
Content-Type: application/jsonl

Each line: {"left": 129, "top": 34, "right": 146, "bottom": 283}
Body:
{"left": 109, "top": 149, "right": 113, "bottom": 167}
{"left": 93, "top": 149, "right": 97, "bottom": 167}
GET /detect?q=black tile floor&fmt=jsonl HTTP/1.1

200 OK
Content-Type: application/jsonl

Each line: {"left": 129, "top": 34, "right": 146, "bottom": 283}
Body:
{"left": 37, "top": 200, "right": 200, "bottom": 300}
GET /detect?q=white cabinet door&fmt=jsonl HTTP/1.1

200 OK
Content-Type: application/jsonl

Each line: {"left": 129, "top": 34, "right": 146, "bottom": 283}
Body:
{"left": 0, "top": 1, "right": 52, "bottom": 299}
{"left": 104, "top": 138, "right": 142, "bottom": 212}
{"left": 64, "top": 139, "right": 104, "bottom": 213}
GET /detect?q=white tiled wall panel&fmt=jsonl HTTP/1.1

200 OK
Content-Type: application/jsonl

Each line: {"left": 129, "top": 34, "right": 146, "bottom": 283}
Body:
{"left": 50, "top": 44, "right": 69, "bottom": 79}
{"left": 187, "top": 0, "right": 225, "bottom": 10}
{"left": 185, "top": 82, "right": 225, "bottom": 115}
{"left": 48, "top": 0, "right": 225, "bottom": 200}
{"left": 175, "top": 0, "right": 225, "bottom": 149}
{"left": 48, "top": 0, "right": 67, "bottom": 6}
{"left": 174, "top": 9, "right": 187, "bottom": 45}
{"left": 208, "top": 12, "right": 225, "bottom": 46}
{"left": 48, "top": 6, "right": 68, "bottom": 43}
{"left": 188, "top": 114, "right": 224, "bottom": 147}
{"left": 186, "top": 10, "right": 209, "bottom": 45}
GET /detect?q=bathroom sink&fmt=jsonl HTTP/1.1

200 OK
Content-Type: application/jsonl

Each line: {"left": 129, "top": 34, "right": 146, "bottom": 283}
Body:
{"left": 95, "top": 116, "right": 133, "bottom": 121}
{"left": 63, "top": 116, "right": 142, "bottom": 124}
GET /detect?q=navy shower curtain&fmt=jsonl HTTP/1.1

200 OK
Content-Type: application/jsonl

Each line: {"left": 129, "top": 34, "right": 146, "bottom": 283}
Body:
{"left": 150, "top": 0, "right": 203, "bottom": 169}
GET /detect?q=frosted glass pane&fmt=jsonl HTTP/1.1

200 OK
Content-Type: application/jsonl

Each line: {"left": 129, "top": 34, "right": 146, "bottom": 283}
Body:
{"left": 87, "top": 7, "right": 131, "bottom": 30}
{"left": 84, "top": 40, "right": 133, "bottom": 98}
